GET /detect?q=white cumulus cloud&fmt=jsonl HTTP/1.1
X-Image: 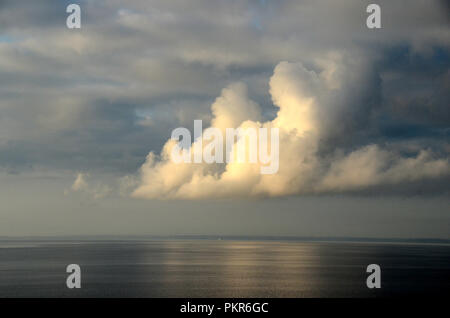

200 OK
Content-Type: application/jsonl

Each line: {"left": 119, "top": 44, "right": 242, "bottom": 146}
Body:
{"left": 132, "top": 60, "right": 450, "bottom": 199}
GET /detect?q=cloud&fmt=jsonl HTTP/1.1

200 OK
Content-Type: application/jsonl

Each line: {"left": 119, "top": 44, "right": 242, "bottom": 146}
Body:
{"left": 71, "top": 172, "right": 89, "bottom": 191}
{"left": 132, "top": 61, "right": 450, "bottom": 199}
{"left": 319, "top": 146, "right": 449, "bottom": 192}
{"left": 0, "top": 0, "right": 448, "bottom": 198}
{"left": 68, "top": 172, "right": 112, "bottom": 199}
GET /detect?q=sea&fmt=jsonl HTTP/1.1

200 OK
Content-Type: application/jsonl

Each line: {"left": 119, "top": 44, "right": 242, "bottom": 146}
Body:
{"left": 0, "top": 239, "right": 449, "bottom": 297}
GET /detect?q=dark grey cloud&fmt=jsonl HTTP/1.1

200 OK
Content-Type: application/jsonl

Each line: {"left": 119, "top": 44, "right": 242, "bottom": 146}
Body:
{"left": 0, "top": 0, "right": 70, "bottom": 29}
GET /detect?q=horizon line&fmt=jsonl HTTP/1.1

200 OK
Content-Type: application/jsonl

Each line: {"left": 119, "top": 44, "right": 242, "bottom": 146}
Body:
{"left": 0, "top": 235, "right": 449, "bottom": 244}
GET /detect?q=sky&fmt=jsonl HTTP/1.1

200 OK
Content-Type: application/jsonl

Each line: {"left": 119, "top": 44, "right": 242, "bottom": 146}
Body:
{"left": 0, "top": 0, "right": 449, "bottom": 238}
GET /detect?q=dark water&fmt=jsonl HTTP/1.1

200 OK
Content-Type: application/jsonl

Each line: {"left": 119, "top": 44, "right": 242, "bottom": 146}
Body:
{"left": 0, "top": 240, "right": 449, "bottom": 297}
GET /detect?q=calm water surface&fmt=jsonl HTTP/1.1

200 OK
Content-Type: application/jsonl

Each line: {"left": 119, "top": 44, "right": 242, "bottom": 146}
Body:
{"left": 0, "top": 240, "right": 449, "bottom": 297}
